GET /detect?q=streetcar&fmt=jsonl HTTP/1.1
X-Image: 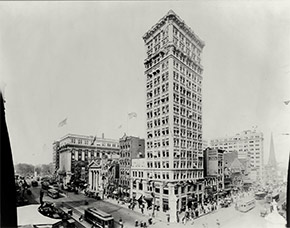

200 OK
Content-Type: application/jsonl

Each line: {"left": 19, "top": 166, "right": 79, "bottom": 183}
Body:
{"left": 255, "top": 192, "right": 266, "bottom": 200}
{"left": 84, "top": 207, "right": 114, "bottom": 228}
{"left": 237, "top": 198, "right": 256, "bottom": 212}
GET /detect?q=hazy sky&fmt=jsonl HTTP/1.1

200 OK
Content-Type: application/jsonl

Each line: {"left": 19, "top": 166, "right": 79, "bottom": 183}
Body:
{"left": 0, "top": 1, "right": 289, "bottom": 167}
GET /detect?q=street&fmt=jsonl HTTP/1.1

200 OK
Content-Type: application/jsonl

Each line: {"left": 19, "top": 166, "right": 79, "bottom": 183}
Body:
{"left": 25, "top": 185, "right": 286, "bottom": 228}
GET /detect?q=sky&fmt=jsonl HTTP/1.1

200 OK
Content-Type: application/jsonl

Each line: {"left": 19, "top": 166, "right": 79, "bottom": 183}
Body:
{"left": 0, "top": 1, "right": 289, "bottom": 167}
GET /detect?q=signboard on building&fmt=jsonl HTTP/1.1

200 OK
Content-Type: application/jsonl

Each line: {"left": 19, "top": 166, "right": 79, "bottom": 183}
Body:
{"left": 207, "top": 150, "right": 218, "bottom": 176}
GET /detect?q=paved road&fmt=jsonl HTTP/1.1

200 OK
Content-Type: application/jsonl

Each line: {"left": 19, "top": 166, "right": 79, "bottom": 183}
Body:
{"left": 27, "top": 187, "right": 286, "bottom": 228}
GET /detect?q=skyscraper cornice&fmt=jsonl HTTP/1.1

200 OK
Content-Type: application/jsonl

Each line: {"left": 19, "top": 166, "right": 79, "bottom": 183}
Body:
{"left": 143, "top": 10, "right": 205, "bottom": 49}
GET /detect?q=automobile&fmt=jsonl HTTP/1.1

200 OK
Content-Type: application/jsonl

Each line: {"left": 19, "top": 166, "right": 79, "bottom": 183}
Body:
{"left": 31, "top": 180, "right": 38, "bottom": 187}
{"left": 121, "top": 196, "right": 131, "bottom": 203}
{"left": 41, "top": 181, "right": 50, "bottom": 190}
{"left": 220, "top": 200, "right": 230, "bottom": 208}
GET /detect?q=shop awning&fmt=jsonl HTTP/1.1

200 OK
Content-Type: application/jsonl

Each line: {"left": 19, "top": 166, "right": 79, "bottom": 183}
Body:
{"left": 144, "top": 196, "right": 153, "bottom": 201}
{"left": 243, "top": 179, "right": 252, "bottom": 184}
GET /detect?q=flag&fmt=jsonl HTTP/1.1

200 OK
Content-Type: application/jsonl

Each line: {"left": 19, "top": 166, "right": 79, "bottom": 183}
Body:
{"left": 91, "top": 136, "right": 97, "bottom": 145}
{"left": 128, "top": 112, "right": 137, "bottom": 119}
{"left": 58, "top": 118, "right": 67, "bottom": 127}
{"left": 284, "top": 100, "right": 290, "bottom": 105}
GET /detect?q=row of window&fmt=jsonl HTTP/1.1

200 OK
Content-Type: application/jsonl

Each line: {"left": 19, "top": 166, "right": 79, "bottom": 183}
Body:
{"left": 120, "top": 169, "right": 130, "bottom": 176}
{"left": 173, "top": 59, "right": 202, "bottom": 85}
{"left": 147, "top": 149, "right": 169, "bottom": 158}
{"left": 173, "top": 50, "right": 202, "bottom": 76}
{"left": 120, "top": 151, "right": 131, "bottom": 158}
{"left": 146, "top": 28, "right": 169, "bottom": 51}
{"left": 173, "top": 26, "right": 201, "bottom": 56}
{"left": 147, "top": 116, "right": 169, "bottom": 129}
{"left": 71, "top": 150, "right": 100, "bottom": 161}
{"left": 119, "top": 159, "right": 131, "bottom": 167}
{"left": 173, "top": 80, "right": 201, "bottom": 101}
{"left": 69, "top": 138, "right": 119, "bottom": 148}
{"left": 146, "top": 138, "right": 170, "bottom": 149}
{"left": 173, "top": 116, "right": 202, "bottom": 130}
{"left": 132, "top": 171, "right": 144, "bottom": 178}
{"left": 173, "top": 94, "right": 202, "bottom": 112}
{"left": 146, "top": 73, "right": 169, "bottom": 90}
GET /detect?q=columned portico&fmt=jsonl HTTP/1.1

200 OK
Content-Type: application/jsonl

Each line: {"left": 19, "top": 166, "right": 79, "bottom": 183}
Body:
{"left": 88, "top": 160, "right": 103, "bottom": 194}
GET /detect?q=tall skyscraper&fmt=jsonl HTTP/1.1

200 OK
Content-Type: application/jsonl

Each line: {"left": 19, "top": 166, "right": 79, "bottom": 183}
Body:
{"left": 142, "top": 10, "right": 205, "bottom": 221}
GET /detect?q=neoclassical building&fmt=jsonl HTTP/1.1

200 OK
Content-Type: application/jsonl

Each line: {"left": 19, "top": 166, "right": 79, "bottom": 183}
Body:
{"left": 88, "top": 154, "right": 120, "bottom": 197}
{"left": 53, "top": 133, "right": 119, "bottom": 184}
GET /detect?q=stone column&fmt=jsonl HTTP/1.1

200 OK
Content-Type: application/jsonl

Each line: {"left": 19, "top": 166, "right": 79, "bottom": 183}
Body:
{"left": 129, "top": 178, "right": 133, "bottom": 198}
{"left": 93, "top": 171, "right": 96, "bottom": 191}
{"left": 96, "top": 171, "right": 99, "bottom": 191}
{"left": 168, "top": 183, "right": 177, "bottom": 222}
{"left": 89, "top": 170, "right": 92, "bottom": 191}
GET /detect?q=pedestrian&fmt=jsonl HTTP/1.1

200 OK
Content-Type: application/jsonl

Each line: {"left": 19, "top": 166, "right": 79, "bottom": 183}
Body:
{"left": 119, "top": 218, "right": 123, "bottom": 228}
{"left": 140, "top": 221, "right": 144, "bottom": 227}
{"left": 216, "top": 219, "right": 220, "bottom": 228}
{"left": 141, "top": 206, "right": 144, "bottom": 214}
{"left": 143, "top": 222, "right": 147, "bottom": 228}
{"left": 148, "top": 217, "right": 152, "bottom": 225}
{"left": 39, "top": 189, "right": 44, "bottom": 205}
{"left": 167, "top": 214, "right": 170, "bottom": 223}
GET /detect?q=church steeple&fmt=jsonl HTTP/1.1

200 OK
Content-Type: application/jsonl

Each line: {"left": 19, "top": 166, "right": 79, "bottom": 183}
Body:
{"left": 268, "top": 132, "right": 277, "bottom": 168}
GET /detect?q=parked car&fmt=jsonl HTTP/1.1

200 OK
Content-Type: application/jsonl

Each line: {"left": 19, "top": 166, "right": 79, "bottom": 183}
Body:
{"left": 221, "top": 200, "right": 230, "bottom": 208}
{"left": 41, "top": 181, "right": 50, "bottom": 190}
{"left": 31, "top": 180, "right": 38, "bottom": 187}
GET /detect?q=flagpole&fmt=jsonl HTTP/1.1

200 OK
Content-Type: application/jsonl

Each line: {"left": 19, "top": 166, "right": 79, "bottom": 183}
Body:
{"left": 127, "top": 113, "right": 129, "bottom": 135}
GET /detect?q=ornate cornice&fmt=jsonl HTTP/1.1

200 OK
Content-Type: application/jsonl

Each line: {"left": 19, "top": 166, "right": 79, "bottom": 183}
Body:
{"left": 143, "top": 10, "right": 205, "bottom": 49}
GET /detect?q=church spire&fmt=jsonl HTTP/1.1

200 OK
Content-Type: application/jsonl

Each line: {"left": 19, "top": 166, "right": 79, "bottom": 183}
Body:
{"left": 268, "top": 132, "right": 277, "bottom": 168}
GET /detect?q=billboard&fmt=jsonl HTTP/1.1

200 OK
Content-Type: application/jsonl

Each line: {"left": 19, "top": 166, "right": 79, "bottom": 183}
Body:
{"left": 207, "top": 150, "right": 218, "bottom": 176}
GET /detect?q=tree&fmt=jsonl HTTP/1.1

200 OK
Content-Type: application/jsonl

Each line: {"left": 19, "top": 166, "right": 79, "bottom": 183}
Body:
{"left": 70, "top": 160, "right": 88, "bottom": 188}
{"left": 35, "top": 165, "right": 42, "bottom": 175}
{"left": 15, "top": 163, "right": 34, "bottom": 176}
{"left": 41, "top": 164, "right": 51, "bottom": 175}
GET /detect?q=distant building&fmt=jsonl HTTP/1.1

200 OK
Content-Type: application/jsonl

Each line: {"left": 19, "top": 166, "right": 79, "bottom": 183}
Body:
{"left": 210, "top": 129, "right": 264, "bottom": 182}
{"left": 202, "top": 139, "right": 208, "bottom": 150}
{"left": 224, "top": 152, "right": 245, "bottom": 190}
{"left": 203, "top": 148, "right": 225, "bottom": 200}
{"left": 119, "top": 134, "right": 145, "bottom": 190}
{"left": 53, "top": 133, "right": 119, "bottom": 184}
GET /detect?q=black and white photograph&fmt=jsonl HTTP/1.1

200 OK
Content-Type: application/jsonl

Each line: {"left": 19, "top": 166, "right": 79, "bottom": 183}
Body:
{"left": 0, "top": 1, "right": 289, "bottom": 228}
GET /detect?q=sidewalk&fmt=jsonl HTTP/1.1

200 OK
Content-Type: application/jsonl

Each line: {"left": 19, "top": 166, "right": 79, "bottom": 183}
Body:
{"left": 104, "top": 197, "right": 167, "bottom": 222}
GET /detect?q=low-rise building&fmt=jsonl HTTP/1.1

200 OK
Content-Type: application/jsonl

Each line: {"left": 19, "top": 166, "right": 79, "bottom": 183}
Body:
{"left": 119, "top": 134, "right": 145, "bottom": 190}
{"left": 203, "top": 148, "right": 224, "bottom": 200}
{"left": 130, "top": 158, "right": 147, "bottom": 199}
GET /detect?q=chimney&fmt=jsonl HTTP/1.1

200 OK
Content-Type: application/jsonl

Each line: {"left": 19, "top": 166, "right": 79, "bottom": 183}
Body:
{"left": 102, "top": 133, "right": 104, "bottom": 139}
